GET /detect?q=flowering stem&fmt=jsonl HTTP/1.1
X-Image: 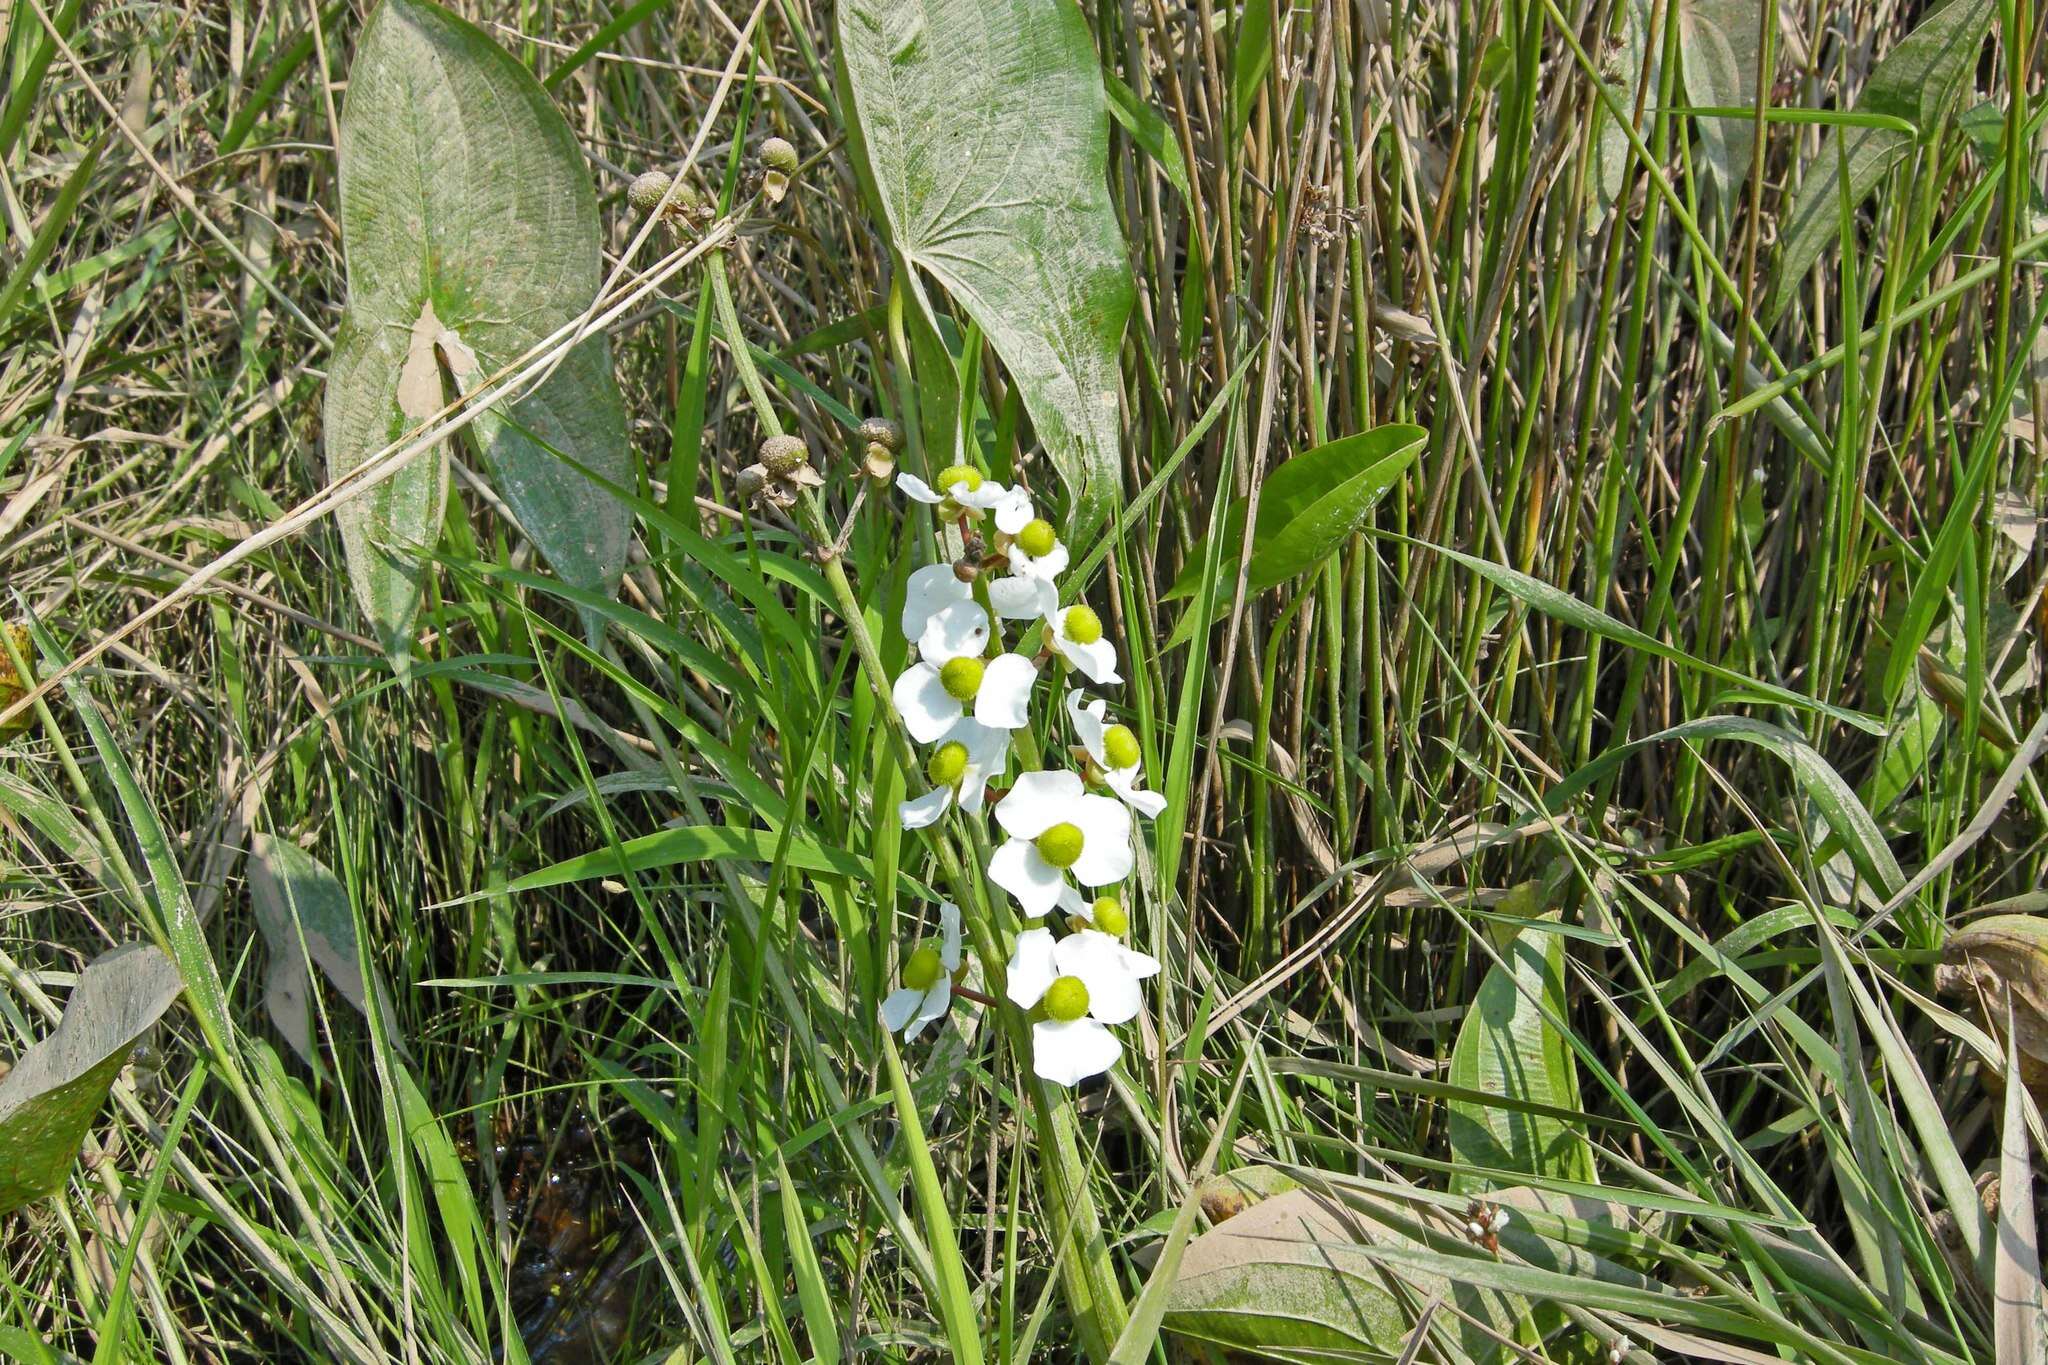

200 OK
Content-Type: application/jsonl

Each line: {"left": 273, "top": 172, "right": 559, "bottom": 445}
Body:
{"left": 789, "top": 487, "right": 1129, "bottom": 1358}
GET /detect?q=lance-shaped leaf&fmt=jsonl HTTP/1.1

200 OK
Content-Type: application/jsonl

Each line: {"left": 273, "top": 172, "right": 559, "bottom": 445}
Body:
{"left": 248, "top": 834, "right": 370, "bottom": 1065}
{"left": 327, "top": 0, "right": 630, "bottom": 662}
{"left": 0, "top": 943, "right": 183, "bottom": 1214}
{"left": 1770, "top": 0, "right": 1994, "bottom": 320}
{"left": 1679, "top": 0, "right": 1764, "bottom": 204}
{"left": 837, "top": 0, "right": 1135, "bottom": 539}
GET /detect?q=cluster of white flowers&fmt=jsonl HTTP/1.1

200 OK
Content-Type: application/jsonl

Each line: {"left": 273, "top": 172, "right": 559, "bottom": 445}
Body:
{"left": 880, "top": 462, "right": 1163, "bottom": 1085}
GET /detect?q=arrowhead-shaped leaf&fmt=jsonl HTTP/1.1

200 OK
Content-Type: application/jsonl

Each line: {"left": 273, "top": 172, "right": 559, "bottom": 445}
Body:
{"left": 0, "top": 943, "right": 183, "bottom": 1214}
{"left": 1770, "top": 0, "right": 1993, "bottom": 320}
{"left": 248, "top": 834, "right": 370, "bottom": 1064}
{"left": 327, "top": 0, "right": 631, "bottom": 662}
{"left": 836, "top": 0, "right": 1135, "bottom": 539}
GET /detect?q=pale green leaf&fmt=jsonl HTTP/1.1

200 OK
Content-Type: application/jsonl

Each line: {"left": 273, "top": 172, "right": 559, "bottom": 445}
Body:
{"left": 0, "top": 944, "right": 183, "bottom": 1214}
{"left": 1679, "top": 0, "right": 1763, "bottom": 202}
{"left": 1770, "top": 0, "right": 1993, "bottom": 320}
{"left": 837, "top": 0, "right": 1135, "bottom": 537}
{"left": 328, "top": 0, "right": 630, "bottom": 661}
{"left": 248, "top": 834, "right": 370, "bottom": 1065}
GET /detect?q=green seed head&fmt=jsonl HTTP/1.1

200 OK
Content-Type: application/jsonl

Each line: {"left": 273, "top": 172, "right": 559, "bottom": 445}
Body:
{"left": 759, "top": 434, "right": 810, "bottom": 476}
{"left": 901, "top": 945, "right": 944, "bottom": 992}
{"left": 1062, "top": 605, "right": 1103, "bottom": 645}
{"left": 859, "top": 417, "right": 905, "bottom": 452}
{"left": 628, "top": 170, "right": 673, "bottom": 216}
{"left": 1044, "top": 975, "right": 1090, "bottom": 1022}
{"left": 938, "top": 656, "right": 985, "bottom": 702}
{"left": 926, "top": 741, "right": 970, "bottom": 787}
{"left": 1090, "top": 895, "right": 1129, "bottom": 937}
{"left": 759, "top": 136, "right": 800, "bottom": 174}
{"left": 1102, "top": 724, "right": 1141, "bottom": 771}
{"left": 936, "top": 464, "right": 984, "bottom": 495}
{"left": 1016, "top": 518, "right": 1058, "bottom": 559}
{"left": 1035, "top": 822, "right": 1085, "bottom": 869}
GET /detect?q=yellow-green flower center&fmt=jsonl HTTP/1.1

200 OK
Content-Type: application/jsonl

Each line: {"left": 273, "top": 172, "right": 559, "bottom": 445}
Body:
{"left": 936, "top": 464, "right": 983, "bottom": 494}
{"left": 1044, "top": 975, "right": 1090, "bottom": 1022}
{"left": 1090, "top": 896, "right": 1129, "bottom": 937}
{"left": 1035, "top": 822, "right": 1085, "bottom": 869}
{"left": 938, "top": 656, "right": 985, "bottom": 702}
{"left": 1016, "top": 518, "right": 1058, "bottom": 559}
{"left": 926, "top": 741, "right": 970, "bottom": 787}
{"left": 1102, "top": 724, "right": 1141, "bottom": 770}
{"left": 901, "top": 945, "right": 943, "bottom": 991}
{"left": 1063, "top": 605, "right": 1103, "bottom": 645}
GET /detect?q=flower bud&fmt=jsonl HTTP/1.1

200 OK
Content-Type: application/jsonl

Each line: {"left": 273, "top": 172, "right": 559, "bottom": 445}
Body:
{"left": 734, "top": 464, "right": 769, "bottom": 503}
{"left": 759, "top": 136, "right": 799, "bottom": 204}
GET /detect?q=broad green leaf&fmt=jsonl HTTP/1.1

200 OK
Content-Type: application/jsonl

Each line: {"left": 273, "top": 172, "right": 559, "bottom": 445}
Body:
{"left": 1550, "top": 716, "right": 1904, "bottom": 899}
{"left": 1769, "top": 0, "right": 1993, "bottom": 320}
{"left": 1163, "top": 1186, "right": 1528, "bottom": 1360}
{"left": 329, "top": 0, "right": 630, "bottom": 662}
{"left": 1679, "top": 0, "right": 1763, "bottom": 202}
{"left": 1446, "top": 920, "right": 1594, "bottom": 1193}
{"left": 1592, "top": 0, "right": 1654, "bottom": 227}
{"left": 248, "top": 834, "right": 370, "bottom": 1065}
{"left": 837, "top": 0, "right": 1135, "bottom": 537}
{"left": 1228, "top": 0, "right": 1274, "bottom": 138}
{"left": 0, "top": 944, "right": 183, "bottom": 1214}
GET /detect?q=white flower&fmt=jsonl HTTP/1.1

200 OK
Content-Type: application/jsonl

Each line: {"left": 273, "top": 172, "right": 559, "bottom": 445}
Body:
{"left": 1005, "top": 927, "right": 1161, "bottom": 1085}
{"left": 1045, "top": 601, "right": 1122, "bottom": 685}
{"left": 900, "top": 717, "right": 1009, "bottom": 829}
{"left": 893, "top": 619, "right": 1038, "bottom": 743}
{"left": 1066, "top": 689, "right": 1166, "bottom": 818}
{"left": 901, "top": 562, "right": 972, "bottom": 642}
{"left": 986, "top": 771, "right": 1132, "bottom": 918}
{"left": 989, "top": 485, "right": 1036, "bottom": 535}
{"left": 897, "top": 467, "right": 1018, "bottom": 514}
{"left": 879, "top": 901, "right": 963, "bottom": 1041}
{"left": 988, "top": 572, "right": 1057, "bottom": 621}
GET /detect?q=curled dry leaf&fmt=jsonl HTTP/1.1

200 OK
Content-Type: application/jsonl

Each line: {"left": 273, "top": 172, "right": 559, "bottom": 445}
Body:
{"left": 1938, "top": 914, "right": 2048, "bottom": 1101}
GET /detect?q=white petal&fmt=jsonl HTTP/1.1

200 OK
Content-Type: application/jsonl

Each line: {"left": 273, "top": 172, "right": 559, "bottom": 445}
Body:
{"left": 902, "top": 978, "right": 951, "bottom": 1041}
{"left": 940, "top": 901, "right": 962, "bottom": 971}
{"left": 974, "top": 653, "right": 1038, "bottom": 730}
{"left": 1032, "top": 1018, "right": 1122, "bottom": 1086}
{"left": 1068, "top": 794, "right": 1134, "bottom": 886}
{"left": 1106, "top": 769, "right": 1168, "bottom": 819}
{"left": 880, "top": 987, "right": 925, "bottom": 1033}
{"left": 1058, "top": 882, "right": 1092, "bottom": 920}
{"left": 919, "top": 600, "right": 990, "bottom": 665}
{"left": 1057, "top": 635, "right": 1123, "bottom": 685}
{"left": 1008, "top": 540, "right": 1069, "bottom": 580}
{"left": 957, "top": 771, "right": 992, "bottom": 814}
{"left": 896, "top": 472, "right": 944, "bottom": 505}
{"left": 893, "top": 663, "right": 963, "bottom": 743}
{"left": 899, "top": 786, "right": 953, "bottom": 829}
{"left": 994, "top": 770, "right": 1086, "bottom": 839}
{"left": 1118, "top": 943, "right": 1162, "bottom": 980}
{"left": 992, "top": 489, "right": 1036, "bottom": 535}
{"left": 1064, "top": 687, "right": 1108, "bottom": 765}
{"left": 951, "top": 479, "right": 1012, "bottom": 510}
{"left": 954, "top": 716, "right": 1011, "bottom": 769}
{"left": 1005, "top": 927, "right": 1058, "bottom": 1008}
{"left": 902, "top": 563, "right": 970, "bottom": 639}
{"left": 988, "top": 574, "right": 1058, "bottom": 621}
{"left": 1056, "top": 931, "right": 1145, "bottom": 1025}
{"left": 987, "top": 839, "right": 1067, "bottom": 919}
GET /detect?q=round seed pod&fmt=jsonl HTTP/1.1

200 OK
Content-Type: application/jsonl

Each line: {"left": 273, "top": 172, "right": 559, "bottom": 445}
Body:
{"left": 858, "top": 417, "right": 905, "bottom": 452}
{"left": 758, "top": 434, "right": 811, "bottom": 477}
{"left": 759, "top": 137, "right": 800, "bottom": 175}
{"left": 627, "top": 170, "right": 673, "bottom": 216}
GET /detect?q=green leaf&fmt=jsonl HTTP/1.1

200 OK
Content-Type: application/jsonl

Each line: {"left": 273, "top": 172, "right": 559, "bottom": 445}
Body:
{"left": 328, "top": 0, "right": 630, "bottom": 662}
{"left": 836, "top": 0, "right": 1135, "bottom": 537}
{"left": 1103, "top": 69, "right": 1190, "bottom": 199}
{"left": 248, "top": 834, "right": 371, "bottom": 1065}
{"left": 1446, "top": 921, "right": 1594, "bottom": 1194}
{"left": 1163, "top": 1186, "right": 1527, "bottom": 1361}
{"left": 487, "top": 824, "right": 907, "bottom": 899}
{"left": 0, "top": 944, "right": 183, "bottom": 1214}
{"left": 1769, "top": 0, "right": 1993, "bottom": 320}
{"left": 1679, "top": 0, "right": 1763, "bottom": 202}
{"left": 1229, "top": 0, "right": 1274, "bottom": 138}
{"left": 1592, "top": 0, "right": 1655, "bottom": 226}
{"left": 1165, "top": 424, "right": 1424, "bottom": 646}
